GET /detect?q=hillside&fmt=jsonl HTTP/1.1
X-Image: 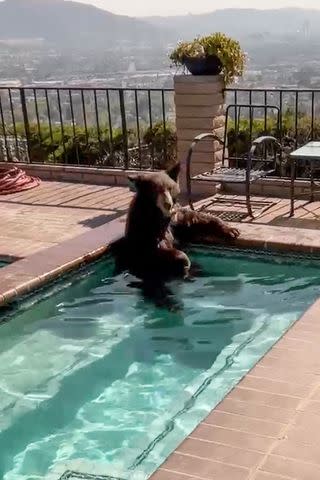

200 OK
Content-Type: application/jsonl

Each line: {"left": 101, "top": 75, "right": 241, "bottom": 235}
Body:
{"left": 1, "top": 3, "right": 319, "bottom": 54}
{"left": 145, "top": 8, "right": 320, "bottom": 39}
{"left": 0, "top": 0, "right": 172, "bottom": 49}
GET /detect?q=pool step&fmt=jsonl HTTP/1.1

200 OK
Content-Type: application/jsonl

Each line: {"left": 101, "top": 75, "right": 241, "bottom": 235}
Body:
{"left": 48, "top": 458, "right": 128, "bottom": 480}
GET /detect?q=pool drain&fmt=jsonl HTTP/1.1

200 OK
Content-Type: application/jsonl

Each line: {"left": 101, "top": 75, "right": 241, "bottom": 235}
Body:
{"left": 207, "top": 210, "right": 248, "bottom": 222}
{"left": 197, "top": 197, "right": 277, "bottom": 221}
{"left": 59, "top": 472, "right": 125, "bottom": 480}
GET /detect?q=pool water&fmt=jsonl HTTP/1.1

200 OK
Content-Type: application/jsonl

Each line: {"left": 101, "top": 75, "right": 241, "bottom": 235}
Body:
{"left": 0, "top": 247, "right": 320, "bottom": 480}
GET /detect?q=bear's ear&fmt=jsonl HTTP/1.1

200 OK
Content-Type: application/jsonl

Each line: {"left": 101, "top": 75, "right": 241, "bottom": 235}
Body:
{"left": 128, "top": 174, "right": 144, "bottom": 192}
{"left": 166, "top": 163, "right": 180, "bottom": 182}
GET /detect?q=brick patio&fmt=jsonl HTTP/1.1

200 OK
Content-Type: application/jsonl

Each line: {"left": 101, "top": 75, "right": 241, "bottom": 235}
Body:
{"left": 0, "top": 181, "right": 133, "bottom": 258}
{"left": 2, "top": 180, "right": 320, "bottom": 259}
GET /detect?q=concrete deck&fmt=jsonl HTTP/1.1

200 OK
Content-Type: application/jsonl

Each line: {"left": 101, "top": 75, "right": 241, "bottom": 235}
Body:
{"left": 1, "top": 181, "right": 320, "bottom": 259}
{"left": 0, "top": 181, "right": 133, "bottom": 258}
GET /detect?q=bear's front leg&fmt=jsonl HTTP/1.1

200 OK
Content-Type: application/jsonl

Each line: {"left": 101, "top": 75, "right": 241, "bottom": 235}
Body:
{"left": 171, "top": 207, "right": 240, "bottom": 243}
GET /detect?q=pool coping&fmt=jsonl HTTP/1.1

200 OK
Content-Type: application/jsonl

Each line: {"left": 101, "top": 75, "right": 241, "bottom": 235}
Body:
{"left": 0, "top": 218, "right": 124, "bottom": 307}
{"left": 1, "top": 218, "right": 320, "bottom": 309}
{"left": 2, "top": 215, "right": 320, "bottom": 479}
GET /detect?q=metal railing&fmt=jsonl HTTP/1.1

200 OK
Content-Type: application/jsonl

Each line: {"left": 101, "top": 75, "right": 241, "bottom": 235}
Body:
{"left": 2, "top": 86, "right": 320, "bottom": 175}
{"left": 224, "top": 88, "right": 320, "bottom": 177}
{"left": 225, "top": 88, "right": 320, "bottom": 145}
{"left": 0, "top": 87, "right": 175, "bottom": 169}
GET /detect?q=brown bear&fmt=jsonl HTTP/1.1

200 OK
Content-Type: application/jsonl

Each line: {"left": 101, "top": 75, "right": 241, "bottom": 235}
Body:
{"left": 112, "top": 163, "right": 240, "bottom": 281}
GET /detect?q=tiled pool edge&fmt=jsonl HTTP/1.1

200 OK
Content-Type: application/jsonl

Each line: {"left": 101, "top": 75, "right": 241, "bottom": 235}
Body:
{"left": 0, "top": 218, "right": 124, "bottom": 307}
{"left": 2, "top": 221, "right": 320, "bottom": 309}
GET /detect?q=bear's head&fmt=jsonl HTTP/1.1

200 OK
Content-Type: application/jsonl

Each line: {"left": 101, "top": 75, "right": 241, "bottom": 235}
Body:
{"left": 128, "top": 163, "right": 180, "bottom": 218}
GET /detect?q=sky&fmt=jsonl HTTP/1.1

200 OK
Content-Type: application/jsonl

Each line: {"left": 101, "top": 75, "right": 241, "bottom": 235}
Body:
{"left": 76, "top": 0, "right": 320, "bottom": 16}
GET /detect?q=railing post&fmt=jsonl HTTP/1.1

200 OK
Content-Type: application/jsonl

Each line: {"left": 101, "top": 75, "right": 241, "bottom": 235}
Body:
{"left": 119, "top": 89, "right": 129, "bottom": 169}
{"left": 20, "top": 88, "right": 31, "bottom": 163}
{"left": 174, "top": 75, "right": 225, "bottom": 196}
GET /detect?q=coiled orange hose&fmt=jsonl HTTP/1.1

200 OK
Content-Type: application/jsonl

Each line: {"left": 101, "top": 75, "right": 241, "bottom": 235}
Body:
{"left": 0, "top": 167, "right": 40, "bottom": 195}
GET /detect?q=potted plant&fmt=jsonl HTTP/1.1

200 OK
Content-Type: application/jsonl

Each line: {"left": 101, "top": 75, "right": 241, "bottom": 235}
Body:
{"left": 170, "top": 32, "right": 246, "bottom": 85}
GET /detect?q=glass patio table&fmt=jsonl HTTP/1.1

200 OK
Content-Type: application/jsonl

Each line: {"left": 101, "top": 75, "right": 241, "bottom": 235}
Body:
{"left": 290, "top": 141, "right": 320, "bottom": 216}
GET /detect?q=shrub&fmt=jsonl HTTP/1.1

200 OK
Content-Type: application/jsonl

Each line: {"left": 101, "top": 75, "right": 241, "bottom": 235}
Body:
{"left": 170, "top": 33, "right": 246, "bottom": 85}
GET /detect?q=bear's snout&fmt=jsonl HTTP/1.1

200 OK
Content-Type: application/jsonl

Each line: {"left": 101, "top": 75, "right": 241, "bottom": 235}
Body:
{"left": 157, "top": 190, "right": 174, "bottom": 218}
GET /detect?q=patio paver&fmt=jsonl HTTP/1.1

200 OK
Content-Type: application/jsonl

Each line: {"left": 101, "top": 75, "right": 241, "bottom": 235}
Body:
{"left": 0, "top": 181, "right": 132, "bottom": 258}
{"left": 2, "top": 182, "right": 320, "bottom": 259}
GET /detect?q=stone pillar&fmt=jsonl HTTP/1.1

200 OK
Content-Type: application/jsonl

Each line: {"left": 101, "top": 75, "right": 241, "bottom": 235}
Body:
{"left": 174, "top": 75, "right": 226, "bottom": 196}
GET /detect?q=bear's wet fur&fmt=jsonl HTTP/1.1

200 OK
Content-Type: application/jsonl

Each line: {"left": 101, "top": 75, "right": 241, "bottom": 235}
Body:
{"left": 112, "top": 163, "right": 240, "bottom": 281}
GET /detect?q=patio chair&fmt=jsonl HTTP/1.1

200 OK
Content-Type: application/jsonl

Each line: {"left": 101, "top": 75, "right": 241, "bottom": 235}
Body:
{"left": 185, "top": 104, "right": 285, "bottom": 218}
{"left": 186, "top": 134, "right": 285, "bottom": 218}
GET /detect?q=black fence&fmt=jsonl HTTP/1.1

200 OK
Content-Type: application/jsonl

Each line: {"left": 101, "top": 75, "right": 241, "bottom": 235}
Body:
{"left": 225, "top": 88, "right": 320, "bottom": 146}
{"left": 223, "top": 88, "right": 320, "bottom": 177}
{"left": 0, "top": 87, "right": 175, "bottom": 170}
{"left": 2, "top": 86, "right": 320, "bottom": 173}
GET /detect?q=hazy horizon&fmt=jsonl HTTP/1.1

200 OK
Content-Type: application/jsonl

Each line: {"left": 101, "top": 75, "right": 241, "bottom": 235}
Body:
{"left": 75, "top": 0, "right": 320, "bottom": 16}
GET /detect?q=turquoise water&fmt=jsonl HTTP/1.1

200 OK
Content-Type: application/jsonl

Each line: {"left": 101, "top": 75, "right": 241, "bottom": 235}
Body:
{"left": 0, "top": 247, "right": 320, "bottom": 480}
{"left": 0, "top": 260, "right": 8, "bottom": 268}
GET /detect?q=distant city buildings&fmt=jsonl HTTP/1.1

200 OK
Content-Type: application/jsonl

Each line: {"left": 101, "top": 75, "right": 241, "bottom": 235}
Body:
{"left": 2, "top": 30, "right": 320, "bottom": 92}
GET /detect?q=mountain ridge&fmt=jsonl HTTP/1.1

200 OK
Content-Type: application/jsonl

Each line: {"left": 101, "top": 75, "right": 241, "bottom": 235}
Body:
{"left": 0, "top": 2, "right": 319, "bottom": 51}
{"left": 0, "top": 0, "right": 171, "bottom": 49}
{"left": 144, "top": 7, "right": 318, "bottom": 38}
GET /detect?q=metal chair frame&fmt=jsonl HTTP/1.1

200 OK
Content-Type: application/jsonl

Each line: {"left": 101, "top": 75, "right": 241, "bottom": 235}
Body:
{"left": 185, "top": 103, "right": 284, "bottom": 218}
{"left": 186, "top": 133, "right": 283, "bottom": 218}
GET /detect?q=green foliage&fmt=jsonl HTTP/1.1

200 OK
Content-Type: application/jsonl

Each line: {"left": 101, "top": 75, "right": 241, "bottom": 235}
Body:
{"left": 169, "top": 33, "right": 246, "bottom": 85}
{"left": 1, "top": 121, "right": 177, "bottom": 170}
{"left": 3, "top": 109, "right": 320, "bottom": 177}
{"left": 227, "top": 117, "right": 280, "bottom": 158}
{"left": 227, "top": 110, "right": 320, "bottom": 158}
{"left": 143, "top": 122, "right": 177, "bottom": 169}
{"left": 48, "top": 126, "right": 137, "bottom": 166}
{"left": 226, "top": 110, "right": 320, "bottom": 176}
